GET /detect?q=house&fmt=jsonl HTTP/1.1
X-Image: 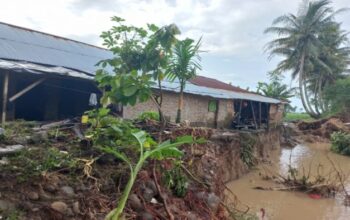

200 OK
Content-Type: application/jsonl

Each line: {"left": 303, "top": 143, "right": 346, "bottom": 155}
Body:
{"left": 124, "top": 76, "right": 284, "bottom": 128}
{"left": 0, "top": 22, "right": 284, "bottom": 128}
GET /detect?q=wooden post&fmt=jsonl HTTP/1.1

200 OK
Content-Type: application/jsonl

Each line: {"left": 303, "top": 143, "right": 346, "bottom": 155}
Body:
{"left": 238, "top": 99, "right": 243, "bottom": 124}
{"left": 2, "top": 72, "right": 9, "bottom": 124}
{"left": 259, "top": 102, "right": 262, "bottom": 129}
{"left": 250, "top": 101, "right": 257, "bottom": 129}
{"left": 214, "top": 100, "right": 219, "bottom": 128}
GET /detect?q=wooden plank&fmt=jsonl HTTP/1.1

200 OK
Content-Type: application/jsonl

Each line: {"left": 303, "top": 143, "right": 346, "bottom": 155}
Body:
{"left": 259, "top": 102, "right": 262, "bottom": 128}
{"left": 214, "top": 100, "right": 219, "bottom": 128}
{"left": 238, "top": 99, "right": 243, "bottom": 124}
{"left": 9, "top": 78, "right": 45, "bottom": 102}
{"left": 1, "top": 72, "right": 9, "bottom": 124}
{"left": 250, "top": 101, "right": 258, "bottom": 129}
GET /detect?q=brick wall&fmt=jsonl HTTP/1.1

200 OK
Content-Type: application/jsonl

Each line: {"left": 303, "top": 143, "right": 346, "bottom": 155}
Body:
{"left": 123, "top": 91, "right": 235, "bottom": 128}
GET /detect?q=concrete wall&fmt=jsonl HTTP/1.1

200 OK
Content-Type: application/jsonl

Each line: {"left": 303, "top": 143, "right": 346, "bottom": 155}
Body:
{"left": 123, "top": 91, "right": 235, "bottom": 128}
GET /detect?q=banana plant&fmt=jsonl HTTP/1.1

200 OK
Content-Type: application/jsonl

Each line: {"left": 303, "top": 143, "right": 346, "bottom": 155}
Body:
{"left": 103, "top": 131, "right": 194, "bottom": 220}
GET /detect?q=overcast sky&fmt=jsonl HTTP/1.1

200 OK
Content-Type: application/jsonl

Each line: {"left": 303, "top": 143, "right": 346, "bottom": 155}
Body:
{"left": 1, "top": 0, "right": 349, "bottom": 109}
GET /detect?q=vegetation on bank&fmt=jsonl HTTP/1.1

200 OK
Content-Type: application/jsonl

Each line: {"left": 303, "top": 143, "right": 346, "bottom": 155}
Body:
{"left": 284, "top": 112, "right": 313, "bottom": 122}
{"left": 331, "top": 132, "right": 350, "bottom": 156}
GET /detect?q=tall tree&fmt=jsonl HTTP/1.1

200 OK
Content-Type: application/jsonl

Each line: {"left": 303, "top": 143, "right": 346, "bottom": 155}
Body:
{"left": 265, "top": 0, "right": 349, "bottom": 118}
{"left": 168, "top": 38, "right": 202, "bottom": 123}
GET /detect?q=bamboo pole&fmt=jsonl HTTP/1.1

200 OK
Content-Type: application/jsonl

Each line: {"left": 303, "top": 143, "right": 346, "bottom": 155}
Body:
{"left": 2, "top": 72, "right": 9, "bottom": 124}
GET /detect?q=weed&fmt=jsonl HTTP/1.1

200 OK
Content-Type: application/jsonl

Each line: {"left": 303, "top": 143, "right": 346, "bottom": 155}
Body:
{"left": 163, "top": 162, "right": 188, "bottom": 197}
{"left": 240, "top": 134, "right": 257, "bottom": 168}
{"left": 137, "top": 111, "right": 160, "bottom": 121}
{"left": 330, "top": 131, "right": 350, "bottom": 156}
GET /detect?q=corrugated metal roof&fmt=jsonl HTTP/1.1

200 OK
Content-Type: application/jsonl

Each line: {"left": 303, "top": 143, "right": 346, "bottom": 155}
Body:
{"left": 0, "top": 22, "right": 112, "bottom": 74}
{"left": 0, "top": 22, "right": 281, "bottom": 104}
{"left": 160, "top": 80, "right": 281, "bottom": 104}
{"left": 190, "top": 75, "right": 249, "bottom": 93}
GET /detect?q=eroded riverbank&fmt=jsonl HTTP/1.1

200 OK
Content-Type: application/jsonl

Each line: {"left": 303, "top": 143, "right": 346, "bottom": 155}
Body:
{"left": 226, "top": 143, "right": 350, "bottom": 220}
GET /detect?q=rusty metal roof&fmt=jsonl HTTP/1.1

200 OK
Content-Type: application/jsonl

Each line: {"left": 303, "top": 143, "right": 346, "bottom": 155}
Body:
{"left": 0, "top": 22, "right": 112, "bottom": 74}
{"left": 190, "top": 75, "right": 249, "bottom": 93}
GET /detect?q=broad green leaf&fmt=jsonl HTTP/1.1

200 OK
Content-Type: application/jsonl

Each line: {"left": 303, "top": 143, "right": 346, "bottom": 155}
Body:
{"left": 123, "top": 85, "right": 138, "bottom": 97}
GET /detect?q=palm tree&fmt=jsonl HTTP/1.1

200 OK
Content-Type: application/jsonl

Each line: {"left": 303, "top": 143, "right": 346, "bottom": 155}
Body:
{"left": 265, "top": 0, "right": 348, "bottom": 118}
{"left": 168, "top": 38, "right": 201, "bottom": 123}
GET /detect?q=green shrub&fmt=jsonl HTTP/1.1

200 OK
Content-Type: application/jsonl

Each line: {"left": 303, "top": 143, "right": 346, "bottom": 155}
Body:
{"left": 85, "top": 108, "right": 152, "bottom": 150}
{"left": 330, "top": 131, "right": 350, "bottom": 156}
{"left": 163, "top": 163, "right": 188, "bottom": 197}
{"left": 324, "top": 77, "right": 350, "bottom": 115}
{"left": 137, "top": 111, "right": 160, "bottom": 121}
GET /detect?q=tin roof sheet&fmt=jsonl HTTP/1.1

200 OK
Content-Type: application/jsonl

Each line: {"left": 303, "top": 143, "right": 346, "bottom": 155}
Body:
{"left": 0, "top": 22, "right": 281, "bottom": 104}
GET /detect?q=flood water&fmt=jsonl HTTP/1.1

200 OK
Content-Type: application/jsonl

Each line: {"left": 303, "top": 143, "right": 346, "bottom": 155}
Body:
{"left": 226, "top": 143, "right": 350, "bottom": 220}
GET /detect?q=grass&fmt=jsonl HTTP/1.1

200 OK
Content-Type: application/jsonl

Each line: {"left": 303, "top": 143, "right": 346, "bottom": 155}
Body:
{"left": 284, "top": 112, "right": 314, "bottom": 122}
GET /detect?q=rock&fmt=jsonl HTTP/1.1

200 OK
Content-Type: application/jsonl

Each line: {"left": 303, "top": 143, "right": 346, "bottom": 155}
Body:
{"left": 0, "top": 157, "right": 9, "bottom": 165}
{"left": 128, "top": 194, "right": 143, "bottom": 211}
{"left": 142, "top": 187, "right": 155, "bottom": 202}
{"left": 30, "top": 131, "right": 49, "bottom": 143}
{"left": 0, "top": 127, "right": 5, "bottom": 137}
{"left": 0, "top": 144, "right": 27, "bottom": 155}
{"left": 50, "top": 201, "right": 68, "bottom": 214}
{"left": 137, "top": 212, "right": 154, "bottom": 220}
{"left": 145, "top": 180, "right": 157, "bottom": 195}
{"left": 66, "top": 208, "right": 74, "bottom": 217}
{"left": 13, "top": 136, "right": 29, "bottom": 145}
{"left": 28, "top": 191, "right": 39, "bottom": 200}
{"left": 44, "top": 184, "right": 57, "bottom": 193}
{"left": 195, "top": 191, "right": 206, "bottom": 200}
{"left": 60, "top": 186, "right": 75, "bottom": 197}
{"left": 72, "top": 201, "right": 80, "bottom": 214}
{"left": 185, "top": 211, "right": 197, "bottom": 220}
{"left": 207, "top": 193, "right": 221, "bottom": 213}
{"left": 0, "top": 199, "right": 15, "bottom": 211}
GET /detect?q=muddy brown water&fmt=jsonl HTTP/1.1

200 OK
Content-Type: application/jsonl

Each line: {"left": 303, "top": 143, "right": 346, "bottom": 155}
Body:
{"left": 226, "top": 143, "right": 350, "bottom": 220}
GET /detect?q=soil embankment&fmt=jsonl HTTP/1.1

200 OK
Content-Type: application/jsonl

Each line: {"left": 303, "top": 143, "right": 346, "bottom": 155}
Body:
{"left": 0, "top": 120, "right": 282, "bottom": 219}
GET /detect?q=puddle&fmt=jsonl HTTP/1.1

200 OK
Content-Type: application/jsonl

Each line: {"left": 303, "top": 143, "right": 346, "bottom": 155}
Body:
{"left": 226, "top": 143, "right": 350, "bottom": 220}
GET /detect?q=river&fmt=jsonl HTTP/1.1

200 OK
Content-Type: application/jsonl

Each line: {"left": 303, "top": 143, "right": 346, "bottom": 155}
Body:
{"left": 226, "top": 143, "right": 350, "bottom": 220}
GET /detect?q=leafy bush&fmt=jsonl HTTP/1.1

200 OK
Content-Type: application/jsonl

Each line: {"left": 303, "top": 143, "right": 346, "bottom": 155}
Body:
{"left": 324, "top": 77, "right": 350, "bottom": 115}
{"left": 137, "top": 111, "right": 160, "bottom": 121}
{"left": 85, "top": 108, "right": 156, "bottom": 150}
{"left": 163, "top": 163, "right": 188, "bottom": 197}
{"left": 330, "top": 131, "right": 350, "bottom": 156}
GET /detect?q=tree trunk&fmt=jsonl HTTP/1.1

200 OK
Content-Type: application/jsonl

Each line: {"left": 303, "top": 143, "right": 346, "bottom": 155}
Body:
{"left": 298, "top": 53, "right": 315, "bottom": 117}
{"left": 317, "top": 78, "right": 326, "bottom": 113}
{"left": 157, "top": 77, "right": 166, "bottom": 127}
{"left": 176, "top": 84, "right": 184, "bottom": 123}
{"left": 313, "top": 78, "right": 321, "bottom": 116}
{"left": 303, "top": 80, "right": 320, "bottom": 118}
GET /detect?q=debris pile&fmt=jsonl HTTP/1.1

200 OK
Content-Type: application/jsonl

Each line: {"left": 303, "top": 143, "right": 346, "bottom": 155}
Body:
{"left": 294, "top": 117, "right": 350, "bottom": 142}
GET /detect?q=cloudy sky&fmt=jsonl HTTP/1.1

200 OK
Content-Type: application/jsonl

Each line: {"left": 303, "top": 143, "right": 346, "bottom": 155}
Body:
{"left": 1, "top": 0, "right": 349, "bottom": 108}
